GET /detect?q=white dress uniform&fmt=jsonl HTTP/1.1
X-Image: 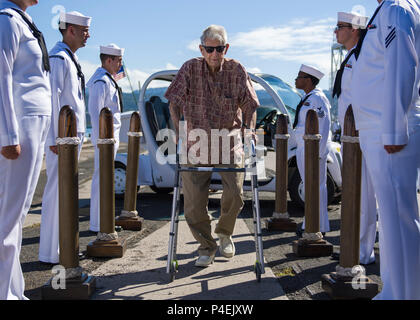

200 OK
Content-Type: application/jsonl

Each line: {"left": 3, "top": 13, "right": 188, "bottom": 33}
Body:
{"left": 0, "top": 1, "right": 51, "bottom": 300}
{"left": 335, "top": 12, "right": 377, "bottom": 266}
{"left": 87, "top": 44, "right": 124, "bottom": 232}
{"left": 294, "top": 65, "right": 331, "bottom": 233}
{"left": 38, "top": 11, "right": 91, "bottom": 264}
{"left": 338, "top": 48, "right": 377, "bottom": 265}
{"left": 351, "top": 0, "right": 420, "bottom": 300}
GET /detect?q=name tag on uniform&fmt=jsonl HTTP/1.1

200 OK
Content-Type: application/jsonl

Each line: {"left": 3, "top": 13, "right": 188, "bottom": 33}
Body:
{"left": 345, "top": 63, "right": 353, "bottom": 69}
{"left": 304, "top": 102, "right": 310, "bottom": 106}
{"left": 367, "top": 24, "right": 377, "bottom": 30}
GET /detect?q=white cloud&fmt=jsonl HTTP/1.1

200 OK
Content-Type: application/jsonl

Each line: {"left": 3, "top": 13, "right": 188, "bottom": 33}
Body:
{"left": 246, "top": 67, "right": 262, "bottom": 74}
{"left": 186, "top": 18, "right": 336, "bottom": 75}
{"left": 81, "top": 60, "right": 150, "bottom": 92}
{"left": 165, "top": 62, "right": 178, "bottom": 70}
{"left": 230, "top": 18, "right": 336, "bottom": 73}
{"left": 187, "top": 39, "right": 201, "bottom": 52}
{"left": 119, "top": 68, "right": 150, "bottom": 92}
{"left": 80, "top": 60, "right": 100, "bottom": 81}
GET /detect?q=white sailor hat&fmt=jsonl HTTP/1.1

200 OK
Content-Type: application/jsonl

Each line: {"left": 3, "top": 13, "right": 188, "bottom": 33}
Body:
{"left": 337, "top": 12, "right": 369, "bottom": 29}
{"left": 100, "top": 44, "right": 125, "bottom": 56}
{"left": 299, "top": 64, "right": 325, "bottom": 80}
{"left": 59, "top": 11, "right": 91, "bottom": 27}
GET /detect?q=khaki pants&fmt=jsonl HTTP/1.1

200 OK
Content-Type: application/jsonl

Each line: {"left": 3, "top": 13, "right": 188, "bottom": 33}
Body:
{"left": 181, "top": 164, "right": 244, "bottom": 256}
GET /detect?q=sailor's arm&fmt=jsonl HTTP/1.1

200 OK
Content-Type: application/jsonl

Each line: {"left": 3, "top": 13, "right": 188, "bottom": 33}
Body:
{"left": 0, "top": 14, "right": 21, "bottom": 159}
{"left": 46, "top": 55, "right": 67, "bottom": 154}
{"left": 88, "top": 80, "right": 107, "bottom": 142}
{"left": 382, "top": 5, "right": 416, "bottom": 153}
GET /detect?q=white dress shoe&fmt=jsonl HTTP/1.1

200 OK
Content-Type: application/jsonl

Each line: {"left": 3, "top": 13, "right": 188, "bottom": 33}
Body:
{"left": 218, "top": 233, "right": 235, "bottom": 258}
{"left": 195, "top": 254, "right": 215, "bottom": 267}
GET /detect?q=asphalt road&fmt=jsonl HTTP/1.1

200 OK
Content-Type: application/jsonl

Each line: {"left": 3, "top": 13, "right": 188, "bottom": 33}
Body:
{"left": 20, "top": 142, "right": 383, "bottom": 300}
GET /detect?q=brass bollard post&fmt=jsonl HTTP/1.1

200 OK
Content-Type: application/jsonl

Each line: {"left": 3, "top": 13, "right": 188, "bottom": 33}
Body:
{"left": 42, "top": 106, "right": 95, "bottom": 300}
{"left": 293, "top": 109, "right": 333, "bottom": 257}
{"left": 87, "top": 108, "right": 127, "bottom": 258}
{"left": 266, "top": 114, "right": 297, "bottom": 231}
{"left": 116, "top": 112, "right": 144, "bottom": 231}
{"left": 322, "top": 106, "right": 378, "bottom": 299}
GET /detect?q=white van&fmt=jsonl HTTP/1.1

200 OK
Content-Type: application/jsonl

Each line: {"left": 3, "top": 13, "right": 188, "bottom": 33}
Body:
{"left": 115, "top": 70, "right": 343, "bottom": 208}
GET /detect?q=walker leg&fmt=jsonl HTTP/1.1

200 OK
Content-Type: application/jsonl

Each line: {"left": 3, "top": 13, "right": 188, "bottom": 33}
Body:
{"left": 167, "top": 172, "right": 181, "bottom": 281}
{"left": 251, "top": 174, "right": 265, "bottom": 281}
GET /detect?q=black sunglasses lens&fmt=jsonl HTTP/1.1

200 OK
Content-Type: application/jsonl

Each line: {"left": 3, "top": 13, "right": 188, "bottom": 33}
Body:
{"left": 204, "top": 46, "right": 214, "bottom": 53}
{"left": 204, "top": 46, "right": 225, "bottom": 53}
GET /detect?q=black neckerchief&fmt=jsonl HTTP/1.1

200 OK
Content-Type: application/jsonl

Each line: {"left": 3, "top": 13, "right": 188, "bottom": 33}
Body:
{"left": 11, "top": 8, "right": 50, "bottom": 72}
{"left": 293, "top": 94, "right": 312, "bottom": 129}
{"left": 354, "top": 1, "right": 385, "bottom": 60}
{"left": 105, "top": 72, "right": 124, "bottom": 113}
{"left": 64, "top": 48, "right": 86, "bottom": 101}
{"left": 332, "top": 48, "right": 356, "bottom": 99}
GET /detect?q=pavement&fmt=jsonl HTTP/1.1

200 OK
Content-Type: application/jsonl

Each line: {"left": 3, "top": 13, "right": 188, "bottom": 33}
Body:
{"left": 19, "top": 140, "right": 420, "bottom": 301}
{"left": 90, "top": 219, "right": 287, "bottom": 300}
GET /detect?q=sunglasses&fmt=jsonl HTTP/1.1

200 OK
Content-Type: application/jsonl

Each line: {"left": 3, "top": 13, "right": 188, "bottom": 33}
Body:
{"left": 334, "top": 25, "right": 353, "bottom": 32}
{"left": 202, "top": 45, "right": 226, "bottom": 54}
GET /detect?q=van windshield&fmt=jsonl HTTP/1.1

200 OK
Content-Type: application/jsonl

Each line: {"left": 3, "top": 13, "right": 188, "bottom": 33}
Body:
{"left": 257, "top": 74, "right": 302, "bottom": 125}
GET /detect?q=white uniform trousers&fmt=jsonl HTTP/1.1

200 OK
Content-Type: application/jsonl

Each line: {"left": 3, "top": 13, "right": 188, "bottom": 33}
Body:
{"left": 296, "top": 148, "right": 330, "bottom": 233}
{"left": 89, "top": 139, "right": 119, "bottom": 232}
{"left": 0, "top": 115, "right": 50, "bottom": 300}
{"left": 359, "top": 128, "right": 420, "bottom": 300}
{"left": 38, "top": 133, "right": 84, "bottom": 263}
{"left": 359, "top": 156, "right": 377, "bottom": 265}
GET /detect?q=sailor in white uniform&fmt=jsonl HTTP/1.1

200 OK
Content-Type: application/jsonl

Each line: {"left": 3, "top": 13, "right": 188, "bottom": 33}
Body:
{"left": 294, "top": 65, "right": 331, "bottom": 234}
{"left": 87, "top": 44, "right": 124, "bottom": 232}
{"left": 38, "top": 11, "right": 91, "bottom": 264}
{"left": 333, "top": 12, "right": 377, "bottom": 266}
{"left": 0, "top": 0, "right": 51, "bottom": 300}
{"left": 351, "top": 0, "right": 420, "bottom": 300}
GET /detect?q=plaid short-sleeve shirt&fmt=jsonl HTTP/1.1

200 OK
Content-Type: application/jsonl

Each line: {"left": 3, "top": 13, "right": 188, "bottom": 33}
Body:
{"left": 164, "top": 57, "right": 259, "bottom": 165}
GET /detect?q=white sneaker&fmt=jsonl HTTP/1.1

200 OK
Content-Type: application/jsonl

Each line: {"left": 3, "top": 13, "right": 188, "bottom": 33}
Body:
{"left": 218, "top": 233, "right": 235, "bottom": 258}
{"left": 195, "top": 254, "right": 215, "bottom": 267}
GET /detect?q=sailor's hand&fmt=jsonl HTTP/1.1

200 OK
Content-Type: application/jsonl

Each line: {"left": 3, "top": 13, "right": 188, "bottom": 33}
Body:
{"left": 384, "top": 145, "right": 406, "bottom": 154}
{"left": 1, "top": 144, "right": 21, "bottom": 160}
{"left": 49, "top": 145, "right": 58, "bottom": 155}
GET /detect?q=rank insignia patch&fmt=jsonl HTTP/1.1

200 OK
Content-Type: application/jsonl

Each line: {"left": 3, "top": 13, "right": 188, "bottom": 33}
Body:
{"left": 317, "top": 107, "right": 325, "bottom": 118}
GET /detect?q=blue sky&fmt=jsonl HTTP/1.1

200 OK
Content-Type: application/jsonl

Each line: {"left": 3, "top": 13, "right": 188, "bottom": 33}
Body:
{"left": 27, "top": 0, "right": 379, "bottom": 92}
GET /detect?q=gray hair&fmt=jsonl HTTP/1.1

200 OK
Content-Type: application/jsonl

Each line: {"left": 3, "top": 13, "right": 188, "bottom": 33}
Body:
{"left": 200, "top": 25, "right": 228, "bottom": 45}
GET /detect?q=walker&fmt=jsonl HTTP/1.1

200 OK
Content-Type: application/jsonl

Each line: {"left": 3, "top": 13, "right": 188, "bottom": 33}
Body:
{"left": 166, "top": 139, "right": 265, "bottom": 282}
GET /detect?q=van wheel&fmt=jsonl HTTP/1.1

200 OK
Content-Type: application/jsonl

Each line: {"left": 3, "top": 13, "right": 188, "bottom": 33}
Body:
{"left": 115, "top": 162, "right": 140, "bottom": 199}
{"left": 289, "top": 170, "right": 305, "bottom": 209}
{"left": 289, "top": 170, "right": 336, "bottom": 209}
{"left": 115, "top": 162, "right": 127, "bottom": 199}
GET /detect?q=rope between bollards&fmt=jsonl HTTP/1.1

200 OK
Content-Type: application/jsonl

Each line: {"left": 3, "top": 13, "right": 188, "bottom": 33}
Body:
{"left": 56, "top": 137, "right": 81, "bottom": 145}
{"left": 127, "top": 132, "right": 143, "bottom": 137}
{"left": 341, "top": 135, "right": 360, "bottom": 144}
{"left": 97, "top": 138, "right": 116, "bottom": 145}
{"left": 274, "top": 134, "right": 290, "bottom": 140}
{"left": 303, "top": 134, "right": 322, "bottom": 141}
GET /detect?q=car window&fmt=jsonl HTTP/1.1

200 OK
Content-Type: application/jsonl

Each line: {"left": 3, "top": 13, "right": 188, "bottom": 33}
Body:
{"left": 258, "top": 74, "right": 302, "bottom": 125}
{"left": 144, "top": 80, "right": 171, "bottom": 103}
{"left": 253, "top": 82, "right": 277, "bottom": 111}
